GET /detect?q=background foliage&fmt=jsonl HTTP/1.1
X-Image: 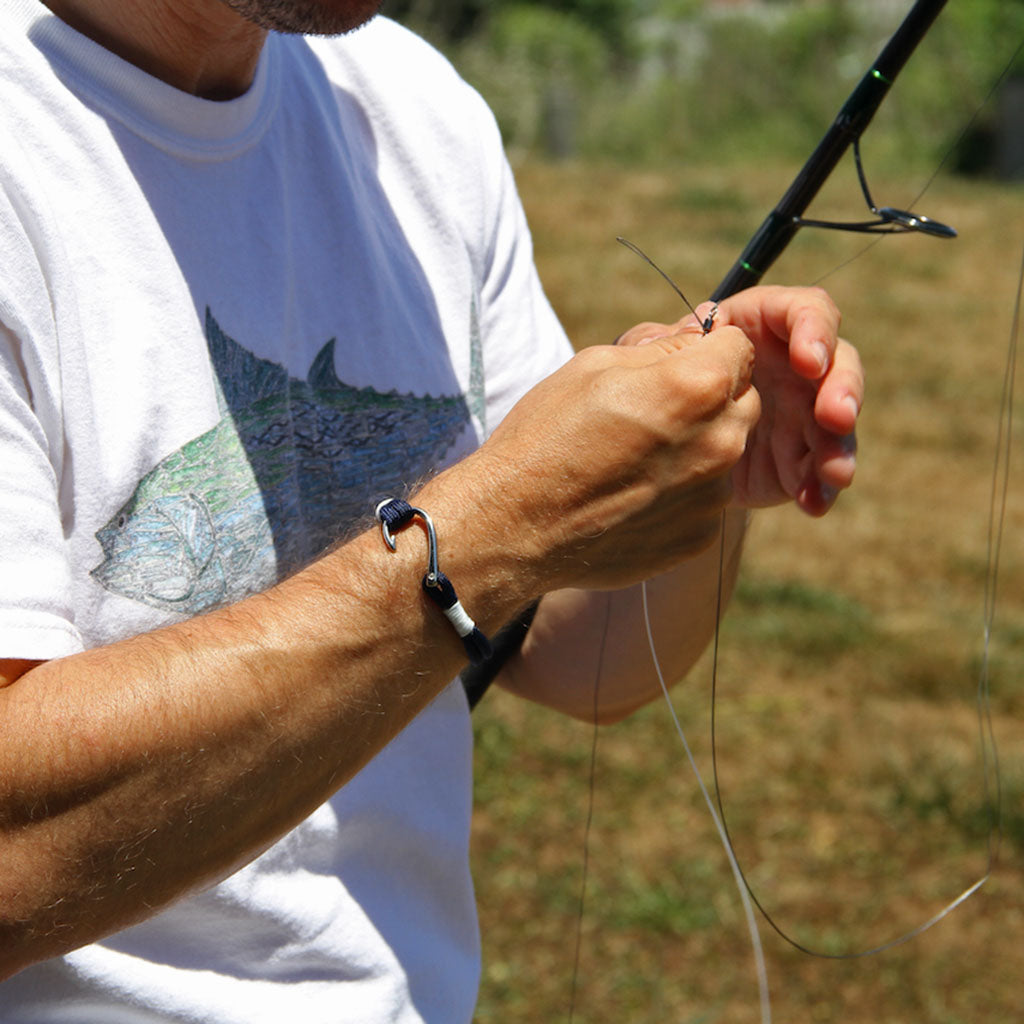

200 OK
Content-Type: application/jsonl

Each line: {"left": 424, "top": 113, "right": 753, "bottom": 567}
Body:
{"left": 466, "top": 157, "right": 1024, "bottom": 1024}
{"left": 376, "top": 2, "right": 1024, "bottom": 1021}
{"left": 384, "top": 0, "right": 1024, "bottom": 171}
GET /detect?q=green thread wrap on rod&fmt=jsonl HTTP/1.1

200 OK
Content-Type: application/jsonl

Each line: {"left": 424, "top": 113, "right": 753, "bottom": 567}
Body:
{"left": 711, "top": 0, "right": 948, "bottom": 302}
{"left": 458, "top": 0, "right": 950, "bottom": 709}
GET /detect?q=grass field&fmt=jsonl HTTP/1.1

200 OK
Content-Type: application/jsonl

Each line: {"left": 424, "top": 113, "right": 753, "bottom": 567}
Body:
{"left": 469, "top": 159, "right": 1024, "bottom": 1023}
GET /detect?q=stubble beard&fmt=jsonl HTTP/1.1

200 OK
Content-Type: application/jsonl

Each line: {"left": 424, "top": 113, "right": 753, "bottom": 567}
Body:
{"left": 217, "top": 0, "right": 385, "bottom": 35}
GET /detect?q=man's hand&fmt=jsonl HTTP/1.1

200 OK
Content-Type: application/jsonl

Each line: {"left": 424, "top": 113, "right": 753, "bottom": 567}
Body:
{"left": 617, "top": 285, "right": 861, "bottom": 518}
{"left": 496, "top": 284, "right": 863, "bottom": 720}
{"left": 719, "top": 285, "right": 860, "bottom": 515}
{"left": 471, "top": 316, "right": 762, "bottom": 594}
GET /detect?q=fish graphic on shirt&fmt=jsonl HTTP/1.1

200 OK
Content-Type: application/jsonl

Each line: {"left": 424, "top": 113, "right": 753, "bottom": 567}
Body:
{"left": 91, "top": 309, "right": 473, "bottom": 613}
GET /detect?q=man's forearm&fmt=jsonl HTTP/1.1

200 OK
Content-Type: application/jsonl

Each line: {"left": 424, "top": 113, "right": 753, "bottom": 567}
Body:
{"left": 498, "top": 507, "right": 749, "bottom": 722}
{"left": 0, "top": 282, "right": 852, "bottom": 975}
{"left": 0, "top": 471, "right": 536, "bottom": 978}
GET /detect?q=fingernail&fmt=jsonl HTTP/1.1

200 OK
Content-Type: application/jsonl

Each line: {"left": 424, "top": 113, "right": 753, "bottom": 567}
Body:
{"left": 799, "top": 482, "right": 838, "bottom": 515}
{"left": 842, "top": 394, "right": 860, "bottom": 420}
{"left": 810, "top": 341, "right": 829, "bottom": 374}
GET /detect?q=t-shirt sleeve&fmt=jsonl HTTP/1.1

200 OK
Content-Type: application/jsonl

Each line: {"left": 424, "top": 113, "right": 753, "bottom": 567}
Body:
{"left": 0, "top": 181, "right": 84, "bottom": 660}
{"left": 465, "top": 90, "right": 574, "bottom": 436}
{"left": 312, "top": 19, "right": 574, "bottom": 439}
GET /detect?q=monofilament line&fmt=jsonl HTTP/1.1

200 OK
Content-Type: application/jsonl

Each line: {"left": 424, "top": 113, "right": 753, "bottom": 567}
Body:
{"left": 641, "top": 575, "right": 772, "bottom": 1024}
{"left": 632, "top": 248, "right": 1019, "bottom": 1011}
{"left": 700, "top": 249, "right": 1021, "bottom": 960}
{"left": 567, "top": 594, "right": 612, "bottom": 1024}
{"left": 617, "top": 237, "right": 717, "bottom": 333}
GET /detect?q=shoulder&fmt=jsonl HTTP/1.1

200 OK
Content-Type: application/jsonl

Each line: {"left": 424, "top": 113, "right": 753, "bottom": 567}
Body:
{"left": 296, "top": 18, "right": 508, "bottom": 238}
{"left": 307, "top": 17, "right": 476, "bottom": 101}
{"left": 301, "top": 18, "right": 501, "bottom": 155}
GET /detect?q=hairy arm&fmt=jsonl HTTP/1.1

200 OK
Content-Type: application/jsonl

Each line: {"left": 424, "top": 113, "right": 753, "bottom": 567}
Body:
{"left": 499, "top": 286, "right": 862, "bottom": 721}
{"left": 0, "top": 314, "right": 762, "bottom": 977}
{"left": 0, "top": 514, "right": 515, "bottom": 978}
{"left": 499, "top": 508, "right": 749, "bottom": 722}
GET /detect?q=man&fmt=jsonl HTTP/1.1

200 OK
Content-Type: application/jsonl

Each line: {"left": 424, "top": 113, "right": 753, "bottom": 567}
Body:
{"left": 0, "top": 0, "right": 862, "bottom": 1020}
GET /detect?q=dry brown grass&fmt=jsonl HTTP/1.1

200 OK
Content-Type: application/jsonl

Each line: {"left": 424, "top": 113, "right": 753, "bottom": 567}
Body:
{"left": 470, "top": 159, "right": 1024, "bottom": 1024}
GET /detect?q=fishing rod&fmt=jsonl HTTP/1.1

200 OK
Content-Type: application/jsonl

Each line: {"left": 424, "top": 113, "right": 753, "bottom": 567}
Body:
{"left": 460, "top": 0, "right": 955, "bottom": 710}
{"left": 712, "top": 0, "right": 954, "bottom": 302}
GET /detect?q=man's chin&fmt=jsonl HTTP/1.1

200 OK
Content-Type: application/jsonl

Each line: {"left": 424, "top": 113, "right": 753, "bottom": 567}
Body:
{"left": 218, "top": 0, "right": 385, "bottom": 36}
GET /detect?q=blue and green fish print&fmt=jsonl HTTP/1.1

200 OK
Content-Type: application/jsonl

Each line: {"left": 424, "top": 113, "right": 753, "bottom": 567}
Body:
{"left": 91, "top": 309, "right": 473, "bottom": 614}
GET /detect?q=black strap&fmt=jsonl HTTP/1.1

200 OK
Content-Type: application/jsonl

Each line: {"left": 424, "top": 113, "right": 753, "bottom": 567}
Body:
{"left": 459, "top": 600, "right": 539, "bottom": 710}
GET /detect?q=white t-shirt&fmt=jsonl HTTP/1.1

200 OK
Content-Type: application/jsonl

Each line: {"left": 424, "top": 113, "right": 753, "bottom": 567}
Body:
{"left": 0, "top": 2, "right": 571, "bottom": 1021}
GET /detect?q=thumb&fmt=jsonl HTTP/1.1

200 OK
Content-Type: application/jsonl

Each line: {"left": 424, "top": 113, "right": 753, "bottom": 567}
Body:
{"left": 615, "top": 315, "right": 706, "bottom": 349}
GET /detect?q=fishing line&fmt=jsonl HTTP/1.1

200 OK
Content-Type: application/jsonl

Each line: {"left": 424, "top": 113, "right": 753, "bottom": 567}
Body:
{"left": 642, "top": 574, "right": 773, "bottom": 1024}
{"left": 564, "top": 11, "right": 1022, "bottom": 1015}
{"left": 614, "top": 61, "right": 1022, "bottom": 967}
{"left": 616, "top": 237, "right": 718, "bottom": 334}
{"left": 627, "top": 234, "right": 1019, "bottom": 963}
{"left": 567, "top": 594, "right": 612, "bottom": 1024}
{"left": 698, "top": 35, "right": 1024, "bottom": 952}
{"left": 707, "top": 240, "right": 1020, "bottom": 958}
{"left": 565, "top": 252, "right": 724, "bottom": 1022}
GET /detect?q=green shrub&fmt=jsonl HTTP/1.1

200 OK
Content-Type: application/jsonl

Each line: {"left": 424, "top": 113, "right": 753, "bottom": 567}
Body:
{"left": 390, "top": 0, "right": 1024, "bottom": 172}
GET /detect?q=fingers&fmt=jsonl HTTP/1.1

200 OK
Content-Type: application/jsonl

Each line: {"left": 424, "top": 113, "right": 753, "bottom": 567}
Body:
{"left": 816, "top": 429, "right": 857, "bottom": 492}
{"left": 792, "top": 423, "right": 858, "bottom": 516}
{"left": 719, "top": 285, "right": 842, "bottom": 380}
{"left": 719, "top": 286, "right": 862, "bottom": 513}
{"left": 616, "top": 286, "right": 866, "bottom": 523}
{"left": 655, "top": 326, "right": 758, "bottom": 418}
{"left": 801, "top": 337, "right": 861, "bottom": 515}
{"left": 814, "top": 337, "right": 863, "bottom": 435}
{"left": 614, "top": 315, "right": 706, "bottom": 348}
{"left": 611, "top": 315, "right": 756, "bottom": 401}
{"left": 784, "top": 288, "right": 843, "bottom": 381}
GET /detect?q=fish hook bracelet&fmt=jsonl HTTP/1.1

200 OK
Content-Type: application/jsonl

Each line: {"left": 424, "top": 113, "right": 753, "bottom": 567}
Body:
{"left": 375, "top": 498, "right": 492, "bottom": 665}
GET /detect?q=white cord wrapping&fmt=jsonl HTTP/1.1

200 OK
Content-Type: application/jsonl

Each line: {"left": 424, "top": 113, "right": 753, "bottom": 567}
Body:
{"left": 443, "top": 598, "right": 477, "bottom": 638}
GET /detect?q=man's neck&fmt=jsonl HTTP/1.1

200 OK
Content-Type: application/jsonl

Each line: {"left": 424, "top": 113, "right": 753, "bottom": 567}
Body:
{"left": 40, "top": 0, "right": 267, "bottom": 99}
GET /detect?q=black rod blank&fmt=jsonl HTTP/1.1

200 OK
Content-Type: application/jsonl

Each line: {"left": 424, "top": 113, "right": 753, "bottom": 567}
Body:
{"left": 711, "top": 0, "right": 949, "bottom": 302}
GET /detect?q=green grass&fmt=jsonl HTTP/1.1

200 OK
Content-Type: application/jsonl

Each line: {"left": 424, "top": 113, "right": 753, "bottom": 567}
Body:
{"left": 470, "top": 159, "right": 1024, "bottom": 1024}
{"left": 727, "top": 576, "right": 876, "bottom": 662}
